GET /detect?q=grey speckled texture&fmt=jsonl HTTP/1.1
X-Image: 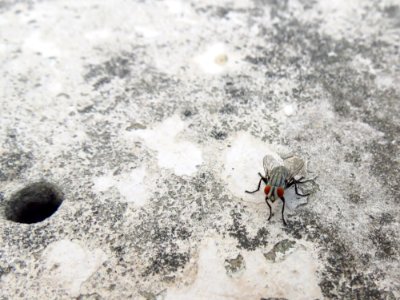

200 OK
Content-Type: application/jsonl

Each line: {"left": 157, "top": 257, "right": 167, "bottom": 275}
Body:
{"left": 0, "top": 0, "right": 399, "bottom": 299}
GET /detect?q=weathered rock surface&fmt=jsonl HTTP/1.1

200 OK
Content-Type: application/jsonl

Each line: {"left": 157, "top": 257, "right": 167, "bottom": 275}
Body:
{"left": 0, "top": 0, "right": 399, "bottom": 299}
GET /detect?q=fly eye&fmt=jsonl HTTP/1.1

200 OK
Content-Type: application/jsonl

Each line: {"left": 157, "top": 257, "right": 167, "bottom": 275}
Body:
{"left": 264, "top": 185, "right": 271, "bottom": 195}
{"left": 277, "top": 187, "right": 284, "bottom": 198}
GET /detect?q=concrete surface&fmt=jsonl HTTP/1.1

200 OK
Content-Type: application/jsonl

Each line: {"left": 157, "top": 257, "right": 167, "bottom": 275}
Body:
{"left": 0, "top": 0, "right": 399, "bottom": 299}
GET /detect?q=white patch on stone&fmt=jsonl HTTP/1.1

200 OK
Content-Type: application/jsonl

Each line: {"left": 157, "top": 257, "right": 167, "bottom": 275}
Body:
{"left": 126, "top": 115, "right": 203, "bottom": 176}
{"left": 134, "top": 26, "right": 160, "bottom": 39}
{"left": 157, "top": 140, "right": 202, "bottom": 175}
{"left": 375, "top": 73, "right": 395, "bottom": 89}
{"left": 46, "top": 79, "right": 63, "bottom": 94}
{"left": 263, "top": 245, "right": 323, "bottom": 299}
{"left": 166, "top": 238, "right": 266, "bottom": 300}
{"left": 166, "top": 238, "right": 322, "bottom": 300}
{"left": 165, "top": 0, "right": 188, "bottom": 15}
{"left": 194, "top": 43, "right": 239, "bottom": 74}
{"left": 84, "top": 29, "right": 112, "bottom": 41}
{"left": 115, "top": 167, "right": 149, "bottom": 205}
{"left": 0, "top": 43, "right": 5, "bottom": 56}
{"left": 52, "top": 128, "right": 88, "bottom": 149}
{"left": 93, "top": 174, "right": 115, "bottom": 192}
{"left": 93, "top": 167, "right": 151, "bottom": 206}
{"left": 41, "top": 240, "right": 107, "bottom": 297}
{"left": 283, "top": 103, "right": 296, "bottom": 116}
{"left": 24, "top": 33, "right": 61, "bottom": 57}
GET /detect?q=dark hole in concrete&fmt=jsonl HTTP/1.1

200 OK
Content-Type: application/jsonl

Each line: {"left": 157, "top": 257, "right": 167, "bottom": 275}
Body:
{"left": 5, "top": 182, "right": 63, "bottom": 224}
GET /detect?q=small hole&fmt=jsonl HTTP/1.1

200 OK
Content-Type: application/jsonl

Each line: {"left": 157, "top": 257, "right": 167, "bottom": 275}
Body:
{"left": 5, "top": 182, "right": 63, "bottom": 224}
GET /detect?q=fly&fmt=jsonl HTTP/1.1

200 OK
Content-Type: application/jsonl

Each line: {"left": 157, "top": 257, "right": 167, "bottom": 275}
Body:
{"left": 245, "top": 155, "right": 314, "bottom": 226}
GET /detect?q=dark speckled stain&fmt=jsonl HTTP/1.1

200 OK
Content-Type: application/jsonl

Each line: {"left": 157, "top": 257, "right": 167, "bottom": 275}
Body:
{"left": 83, "top": 50, "right": 178, "bottom": 108}
{"left": 224, "top": 253, "right": 245, "bottom": 274}
{"left": 69, "top": 201, "right": 127, "bottom": 238}
{"left": 384, "top": 5, "right": 399, "bottom": 18}
{"left": 139, "top": 290, "right": 159, "bottom": 300}
{"left": 245, "top": 55, "right": 269, "bottom": 66}
{"left": 0, "top": 264, "right": 14, "bottom": 279}
{"left": 369, "top": 228, "right": 398, "bottom": 259}
{"left": 150, "top": 225, "right": 192, "bottom": 244}
{"left": 143, "top": 251, "right": 190, "bottom": 277}
{"left": 213, "top": 6, "right": 232, "bottom": 18}
{"left": 77, "top": 104, "right": 95, "bottom": 114}
{"left": 210, "top": 128, "right": 228, "bottom": 140}
{"left": 2, "top": 224, "right": 59, "bottom": 251}
{"left": 384, "top": 5, "right": 400, "bottom": 27}
{"left": 219, "top": 103, "right": 237, "bottom": 114}
{"left": 344, "top": 150, "right": 362, "bottom": 165}
{"left": 367, "top": 140, "right": 400, "bottom": 198}
{"left": 221, "top": 76, "right": 276, "bottom": 114}
{"left": 84, "top": 54, "right": 135, "bottom": 89}
{"left": 265, "top": 0, "right": 289, "bottom": 19}
{"left": 284, "top": 211, "right": 397, "bottom": 299}
{"left": 377, "top": 213, "right": 395, "bottom": 225}
{"left": 182, "top": 109, "right": 193, "bottom": 118}
{"left": 348, "top": 192, "right": 363, "bottom": 204}
{"left": 76, "top": 292, "right": 103, "bottom": 300}
{"left": 141, "top": 224, "right": 192, "bottom": 276}
{"left": 0, "top": 1, "right": 35, "bottom": 13}
{"left": 224, "top": 81, "right": 248, "bottom": 104}
{"left": 193, "top": 4, "right": 233, "bottom": 18}
{"left": 228, "top": 210, "right": 269, "bottom": 251}
{"left": 85, "top": 56, "right": 132, "bottom": 80}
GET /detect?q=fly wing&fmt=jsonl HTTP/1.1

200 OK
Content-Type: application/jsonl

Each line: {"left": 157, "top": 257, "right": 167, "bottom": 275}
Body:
{"left": 263, "top": 154, "right": 280, "bottom": 178}
{"left": 283, "top": 156, "right": 305, "bottom": 181}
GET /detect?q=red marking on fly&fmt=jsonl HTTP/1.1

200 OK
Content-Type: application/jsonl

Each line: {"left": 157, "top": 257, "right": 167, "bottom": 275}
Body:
{"left": 264, "top": 185, "right": 271, "bottom": 195}
{"left": 277, "top": 187, "right": 284, "bottom": 198}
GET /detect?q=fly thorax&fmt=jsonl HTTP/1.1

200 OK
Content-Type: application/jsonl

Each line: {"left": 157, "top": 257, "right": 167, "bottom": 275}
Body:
{"left": 270, "top": 166, "right": 289, "bottom": 187}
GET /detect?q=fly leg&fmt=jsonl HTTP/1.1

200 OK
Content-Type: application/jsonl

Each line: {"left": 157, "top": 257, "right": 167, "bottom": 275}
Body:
{"left": 294, "top": 176, "right": 318, "bottom": 196}
{"left": 296, "top": 179, "right": 315, "bottom": 184}
{"left": 281, "top": 196, "right": 287, "bottom": 226}
{"left": 285, "top": 178, "right": 295, "bottom": 189}
{"left": 286, "top": 176, "right": 317, "bottom": 187}
{"left": 294, "top": 183, "right": 310, "bottom": 197}
{"left": 245, "top": 177, "right": 262, "bottom": 194}
{"left": 286, "top": 177, "right": 316, "bottom": 197}
{"left": 265, "top": 197, "right": 272, "bottom": 221}
{"left": 245, "top": 173, "right": 267, "bottom": 193}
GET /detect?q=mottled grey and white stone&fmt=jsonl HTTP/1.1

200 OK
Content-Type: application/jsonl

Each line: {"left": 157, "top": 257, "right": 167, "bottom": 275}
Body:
{"left": 0, "top": 0, "right": 399, "bottom": 299}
